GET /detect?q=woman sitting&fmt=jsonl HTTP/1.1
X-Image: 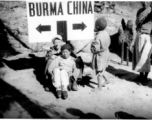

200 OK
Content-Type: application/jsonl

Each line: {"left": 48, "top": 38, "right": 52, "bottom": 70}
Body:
{"left": 48, "top": 44, "right": 77, "bottom": 99}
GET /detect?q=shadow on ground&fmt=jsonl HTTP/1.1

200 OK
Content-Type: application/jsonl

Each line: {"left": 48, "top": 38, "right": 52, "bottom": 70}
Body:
{"left": 1, "top": 54, "right": 57, "bottom": 96}
{"left": 66, "top": 108, "right": 101, "bottom": 119}
{"left": 77, "top": 76, "right": 97, "bottom": 89}
{"left": 107, "top": 65, "right": 138, "bottom": 81}
{"left": 1, "top": 56, "right": 95, "bottom": 96}
{"left": 0, "top": 78, "right": 51, "bottom": 118}
{"left": 115, "top": 111, "right": 146, "bottom": 119}
{"left": 107, "top": 65, "right": 152, "bottom": 88}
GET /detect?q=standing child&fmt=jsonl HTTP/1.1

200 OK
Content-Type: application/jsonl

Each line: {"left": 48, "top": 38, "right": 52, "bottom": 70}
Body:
{"left": 48, "top": 44, "right": 76, "bottom": 99}
{"left": 91, "top": 17, "right": 111, "bottom": 91}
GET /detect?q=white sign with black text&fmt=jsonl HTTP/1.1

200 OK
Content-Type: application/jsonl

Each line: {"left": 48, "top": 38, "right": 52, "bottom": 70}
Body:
{"left": 27, "top": 1, "right": 94, "bottom": 43}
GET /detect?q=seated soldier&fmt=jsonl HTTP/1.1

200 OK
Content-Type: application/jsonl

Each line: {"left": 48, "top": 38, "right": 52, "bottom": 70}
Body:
{"left": 48, "top": 44, "right": 78, "bottom": 99}
{"left": 44, "top": 35, "right": 65, "bottom": 80}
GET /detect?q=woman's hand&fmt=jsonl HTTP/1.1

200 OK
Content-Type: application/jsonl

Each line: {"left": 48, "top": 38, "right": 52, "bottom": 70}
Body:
{"left": 58, "top": 62, "right": 64, "bottom": 70}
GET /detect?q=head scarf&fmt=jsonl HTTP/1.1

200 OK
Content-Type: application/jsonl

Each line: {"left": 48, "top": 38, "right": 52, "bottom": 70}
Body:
{"left": 136, "top": 5, "right": 151, "bottom": 27}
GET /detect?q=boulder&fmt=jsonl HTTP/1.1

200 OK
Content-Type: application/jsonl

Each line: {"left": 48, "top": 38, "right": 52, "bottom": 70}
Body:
{"left": 69, "top": 40, "right": 92, "bottom": 54}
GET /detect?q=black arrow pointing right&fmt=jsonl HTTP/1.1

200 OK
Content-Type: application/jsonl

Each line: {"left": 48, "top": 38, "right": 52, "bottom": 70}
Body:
{"left": 36, "top": 24, "right": 51, "bottom": 33}
{"left": 73, "top": 22, "right": 87, "bottom": 31}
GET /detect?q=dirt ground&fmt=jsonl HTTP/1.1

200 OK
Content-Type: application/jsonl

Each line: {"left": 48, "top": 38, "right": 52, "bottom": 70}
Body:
{"left": 0, "top": 51, "right": 152, "bottom": 119}
{"left": 0, "top": 1, "right": 152, "bottom": 119}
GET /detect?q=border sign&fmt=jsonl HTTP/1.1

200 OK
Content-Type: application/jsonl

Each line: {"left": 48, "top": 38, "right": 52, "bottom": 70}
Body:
{"left": 27, "top": 1, "right": 94, "bottom": 43}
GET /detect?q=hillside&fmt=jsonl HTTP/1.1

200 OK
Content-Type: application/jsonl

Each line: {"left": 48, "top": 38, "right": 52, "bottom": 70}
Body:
{"left": 0, "top": 1, "right": 142, "bottom": 57}
{"left": 1, "top": 1, "right": 152, "bottom": 119}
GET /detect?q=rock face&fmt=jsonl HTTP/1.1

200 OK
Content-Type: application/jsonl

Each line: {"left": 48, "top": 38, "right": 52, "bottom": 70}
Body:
{"left": 94, "top": 1, "right": 116, "bottom": 13}
{"left": 0, "top": 1, "right": 30, "bottom": 57}
{"left": 0, "top": 1, "right": 141, "bottom": 58}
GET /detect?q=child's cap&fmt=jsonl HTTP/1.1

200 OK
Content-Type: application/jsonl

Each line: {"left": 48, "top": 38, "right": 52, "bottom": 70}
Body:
{"left": 61, "top": 44, "right": 72, "bottom": 52}
{"left": 52, "top": 35, "right": 62, "bottom": 44}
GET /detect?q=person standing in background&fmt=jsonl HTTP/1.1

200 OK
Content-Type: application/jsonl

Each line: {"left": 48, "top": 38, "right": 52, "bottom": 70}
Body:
{"left": 130, "top": 2, "right": 152, "bottom": 84}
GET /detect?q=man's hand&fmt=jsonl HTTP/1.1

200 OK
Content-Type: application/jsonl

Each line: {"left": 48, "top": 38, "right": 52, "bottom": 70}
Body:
{"left": 48, "top": 51, "right": 53, "bottom": 56}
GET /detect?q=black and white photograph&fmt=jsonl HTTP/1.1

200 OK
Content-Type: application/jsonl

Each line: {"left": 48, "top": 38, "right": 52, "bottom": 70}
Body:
{"left": 0, "top": 0, "right": 152, "bottom": 119}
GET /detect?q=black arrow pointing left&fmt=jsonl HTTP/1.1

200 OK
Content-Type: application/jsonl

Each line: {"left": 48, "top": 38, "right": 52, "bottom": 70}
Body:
{"left": 36, "top": 24, "right": 51, "bottom": 33}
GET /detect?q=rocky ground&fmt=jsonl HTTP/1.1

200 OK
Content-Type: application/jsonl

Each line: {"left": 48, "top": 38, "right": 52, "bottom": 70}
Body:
{"left": 0, "top": 1, "right": 152, "bottom": 119}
